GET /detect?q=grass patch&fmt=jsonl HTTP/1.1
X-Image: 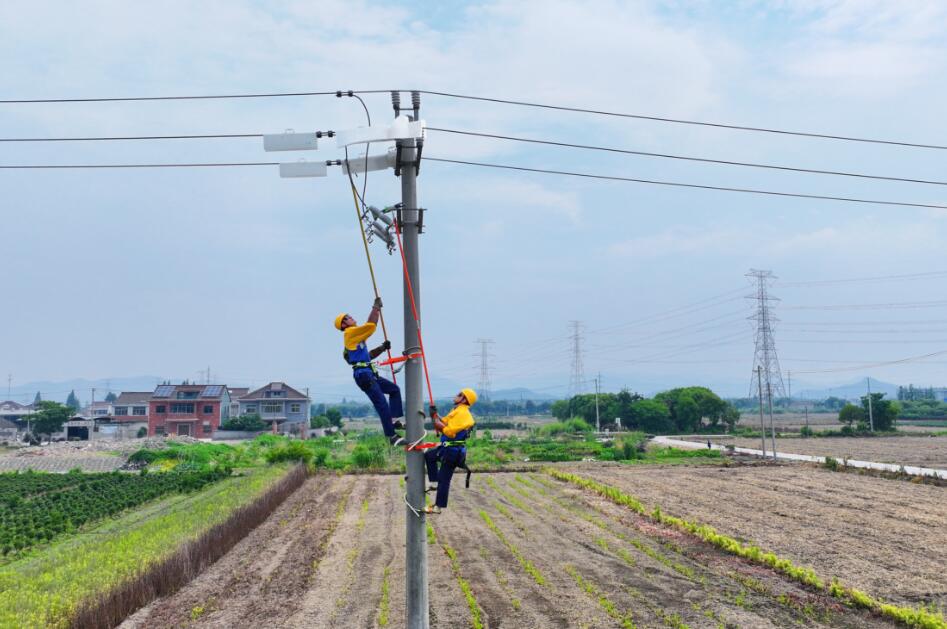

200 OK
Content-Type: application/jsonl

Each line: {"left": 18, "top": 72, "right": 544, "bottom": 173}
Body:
{"left": 548, "top": 469, "right": 947, "bottom": 629}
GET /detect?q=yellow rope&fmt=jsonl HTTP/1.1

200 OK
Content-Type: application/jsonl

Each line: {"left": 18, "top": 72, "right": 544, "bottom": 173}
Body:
{"left": 349, "top": 182, "right": 397, "bottom": 381}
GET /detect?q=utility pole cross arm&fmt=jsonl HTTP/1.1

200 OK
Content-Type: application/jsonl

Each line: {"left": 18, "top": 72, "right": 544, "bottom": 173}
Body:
{"left": 336, "top": 116, "right": 425, "bottom": 147}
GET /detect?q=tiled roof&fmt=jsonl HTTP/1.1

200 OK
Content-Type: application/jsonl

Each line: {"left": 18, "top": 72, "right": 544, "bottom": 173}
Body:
{"left": 115, "top": 392, "right": 152, "bottom": 404}
{"left": 0, "top": 401, "right": 30, "bottom": 411}
{"left": 239, "top": 382, "right": 308, "bottom": 401}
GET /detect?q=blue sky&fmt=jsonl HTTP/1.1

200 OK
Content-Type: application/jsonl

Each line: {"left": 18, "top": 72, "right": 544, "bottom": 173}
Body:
{"left": 2, "top": 1, "right": 947, "bottom": 401}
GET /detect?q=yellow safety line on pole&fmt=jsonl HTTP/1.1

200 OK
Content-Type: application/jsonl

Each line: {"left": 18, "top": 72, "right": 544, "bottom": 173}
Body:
{"left": 349, "top": 182, "right": 397, "bottom": 383}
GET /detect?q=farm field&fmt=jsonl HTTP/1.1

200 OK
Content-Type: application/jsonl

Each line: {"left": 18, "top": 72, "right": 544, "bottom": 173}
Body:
{"left": 0, "top": 465, "right": 295, "bottom": 628}
{"left": 710, "top": 435, "right": 947, "bottom": 468}
{"left": 585, "top": 462, "right": 947, "bottom": 611}
{"left": 737, "top": 412, "right": 841, "bottom": 431}
{"left": 123, "top": 469, "right": 894, "bottom": 629}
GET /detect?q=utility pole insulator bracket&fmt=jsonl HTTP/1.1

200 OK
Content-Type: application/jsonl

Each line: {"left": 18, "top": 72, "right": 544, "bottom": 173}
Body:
{"left": 342, "top": 149, "right": 397, "bottom": 175}
{"left": 335, "top": 116, "right": 425, "bottom": 148}
{"left": 263, "top": 131, "right": 320, "bottom": 152}
{"left": 278, "top": 160, "right": 328, "bottom": 178}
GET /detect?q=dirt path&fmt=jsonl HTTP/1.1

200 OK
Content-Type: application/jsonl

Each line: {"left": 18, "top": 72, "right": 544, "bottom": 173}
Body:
{"left": 585, "top": 462, "right": 947, "bottom": 609}
{"left": 120, "top": 475, "right": 354, "bottom": 628}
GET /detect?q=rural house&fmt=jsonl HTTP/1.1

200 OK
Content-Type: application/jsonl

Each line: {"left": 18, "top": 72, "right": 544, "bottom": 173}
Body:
{"left": 237, "top": 382, "right": 310, "bottom": 431}
{"left": 147, "top": 383, "right": 231, "bottom": 437}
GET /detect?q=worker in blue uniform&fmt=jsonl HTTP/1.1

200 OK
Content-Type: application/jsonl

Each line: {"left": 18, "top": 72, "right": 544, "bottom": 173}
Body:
{"left": 335, "top": 298, "right": 405, "bottom": 446}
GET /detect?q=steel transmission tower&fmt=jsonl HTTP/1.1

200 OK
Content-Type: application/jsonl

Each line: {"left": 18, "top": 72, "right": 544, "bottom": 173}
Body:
{"left": 568, "top": 321, "right": 586, "bottom": 396}
{"left": 747, "top": 269, "right": 786, "bottom": 400}
{"left": 474, "top": 339, "right": 495, "bottom": 402}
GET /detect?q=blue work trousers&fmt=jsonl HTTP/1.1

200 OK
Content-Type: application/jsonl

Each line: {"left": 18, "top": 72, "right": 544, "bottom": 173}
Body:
{"left": 425, "top": 445, "right": 465, "bottom": 508}
{"left": 354, "top": 370, "right": 403, "bottom": 437}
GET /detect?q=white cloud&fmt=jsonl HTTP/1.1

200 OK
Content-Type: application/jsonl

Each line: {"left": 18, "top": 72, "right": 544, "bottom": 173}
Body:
{"left": 608, "top": 227, "right": 746, "bottom": 259}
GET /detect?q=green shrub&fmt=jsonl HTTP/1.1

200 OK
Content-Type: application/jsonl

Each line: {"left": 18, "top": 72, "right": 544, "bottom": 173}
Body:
{"left": 799, "top": 426, "right": 813, "bottom": 437}
{"left": 351, "top": 440, "right": 387, "bottom": 468}
{"left": 823, "top": 456, "right": 839, "bottom": 471}
{"left": 312, "top": 448, "right": 330, "bottom": 467}
{"left": 264, "top": 442, "right": 313, "bottom": 464}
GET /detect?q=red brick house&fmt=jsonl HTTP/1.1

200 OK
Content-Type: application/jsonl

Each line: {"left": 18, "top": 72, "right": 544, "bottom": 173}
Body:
{"left": 147, "top": 384, "right": 231, "bottom": 437}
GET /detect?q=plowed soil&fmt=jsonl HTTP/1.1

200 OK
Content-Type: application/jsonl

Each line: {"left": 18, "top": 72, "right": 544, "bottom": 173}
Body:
{"left": 119, "top": 466, "right": 904, "bottom": 628}
{"left": 585, "top": 462, "right": 947, "bottom": 610}
{"left": 712, "top": 435, "right": 947, "bottom": 468}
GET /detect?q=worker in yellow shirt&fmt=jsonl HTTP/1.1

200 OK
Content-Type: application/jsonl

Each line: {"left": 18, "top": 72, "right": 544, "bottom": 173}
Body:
{"left": 423, "top": 388, "right": 477, "bottom": 514}
{"left": 334, "top": 297, "right": 405, "bottom": 446}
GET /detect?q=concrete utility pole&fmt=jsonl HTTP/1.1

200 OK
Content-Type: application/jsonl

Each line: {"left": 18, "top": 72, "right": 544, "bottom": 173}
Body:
{"left": 6, "top": 374, "right": 11, "bottom": 399}
{"left": 757, "top": 366, "right": 766, "bottom": 456}
{"left": 397, "top": 90, "right": 429, "bottom": 629}
{"left": 593, "top": 373, "right": 601, "bottom": 432}
{"left": 866, "top": 377, "right": 875, "bottom": 432}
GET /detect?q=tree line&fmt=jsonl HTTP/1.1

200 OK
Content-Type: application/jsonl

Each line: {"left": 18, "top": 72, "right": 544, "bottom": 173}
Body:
{"left": 551, "top": 387, "right": 739, "bottom": 434}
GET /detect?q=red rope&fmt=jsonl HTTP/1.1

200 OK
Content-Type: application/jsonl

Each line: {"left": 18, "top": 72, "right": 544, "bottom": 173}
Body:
{"left": 393, "top": 214, "right": 436, "bottom": 408}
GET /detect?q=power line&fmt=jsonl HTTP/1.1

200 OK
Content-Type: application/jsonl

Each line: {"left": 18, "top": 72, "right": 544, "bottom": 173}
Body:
{"left": 10, "top": 126, "right": 945, "bottom": 189}
{"left": 791, "top": 348, "right": 947, "bottom": 374}
{"left": 0, "top": 162, "right": 277, "bottom": 169}
{"left": 419, "top": 90, "right": 947, "bottom": 150}
{"left": 0, "top": 89, "right": 392, "bottom": 104}
{"left": 428, "top": 127, "right": 947, "bottom": 187}
{"left": 784, "top": 299, "right": 947, "bottom": 311}
{"left": 425, "top": 157, "right": 947, "bottom": 210}
{"left": 3, "top": 87, "right": 944, "bottom": 150}
{"left": 779, "top": 270, "right": 947, "bottom": 287}
{"left": 0, "top": 133, "right": 261, "bottom": 142}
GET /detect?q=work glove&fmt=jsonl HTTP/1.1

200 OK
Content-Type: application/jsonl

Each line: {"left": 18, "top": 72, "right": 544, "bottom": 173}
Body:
{"left": 429, "top": 404, "right": 438, "bottom": 417}
{"left": 381, "top": 340, "right": 391, "bottom": 351}
{"left": 373, "top": 297, "right": 383, "bottom": 309}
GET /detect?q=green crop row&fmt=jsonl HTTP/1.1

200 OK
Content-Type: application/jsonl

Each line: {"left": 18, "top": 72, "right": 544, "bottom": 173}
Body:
{"left": 0, "top": 465, "right": 290, "bottom": 628}
{"left": 564, "top": 564, "right": 637, "bottom": 629}
{"left": 479, "top": 510, "right": 545, "bottom": 586}
{"left": 0, "top": 469, "right": 227, "bottom": 558}
{"left": 547, "top": 469, "right": 947, "bottom": 629}
{"left": 428, "top": 521, "right": 483, "bottom": 629}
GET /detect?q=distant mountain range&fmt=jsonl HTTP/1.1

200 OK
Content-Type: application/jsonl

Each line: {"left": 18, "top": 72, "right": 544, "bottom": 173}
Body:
{"left": 796, "top": 379, "right": 899, "bottom": 401}
{"left": 8, "top": 374, "right": 899, "bottom": 406}
{"left": 4, "top": 376, "right": 563, "bottom": 405}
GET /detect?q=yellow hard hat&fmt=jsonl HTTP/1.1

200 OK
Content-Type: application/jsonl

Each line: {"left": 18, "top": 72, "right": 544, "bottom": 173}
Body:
{"left": 334, "top": 313, "right": 348, "bottom": 331}
{"left": 461, "top": 388, "right": 478, "bottom": 406}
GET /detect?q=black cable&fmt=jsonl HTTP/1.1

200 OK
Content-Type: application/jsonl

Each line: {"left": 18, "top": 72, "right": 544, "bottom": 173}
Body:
{"left": 0, "top": 90, "right": 393, "bottom": 104}
{"left": 0, "top": 162, "right": 277, "bottom": 169}
{"left": 0, "top": 133, "right": 261, "bottom": 142}
{"left": 425, "top": 157, "right": 947, "bottom": 210}
{"left": 348, "top": 94, "right": 372, "bottom": 212}
{"left": 419, "top": 90, "right": 947, "bottom": 150}
{"left": 428, "top": 127, "right": 947, "bottom": 187}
